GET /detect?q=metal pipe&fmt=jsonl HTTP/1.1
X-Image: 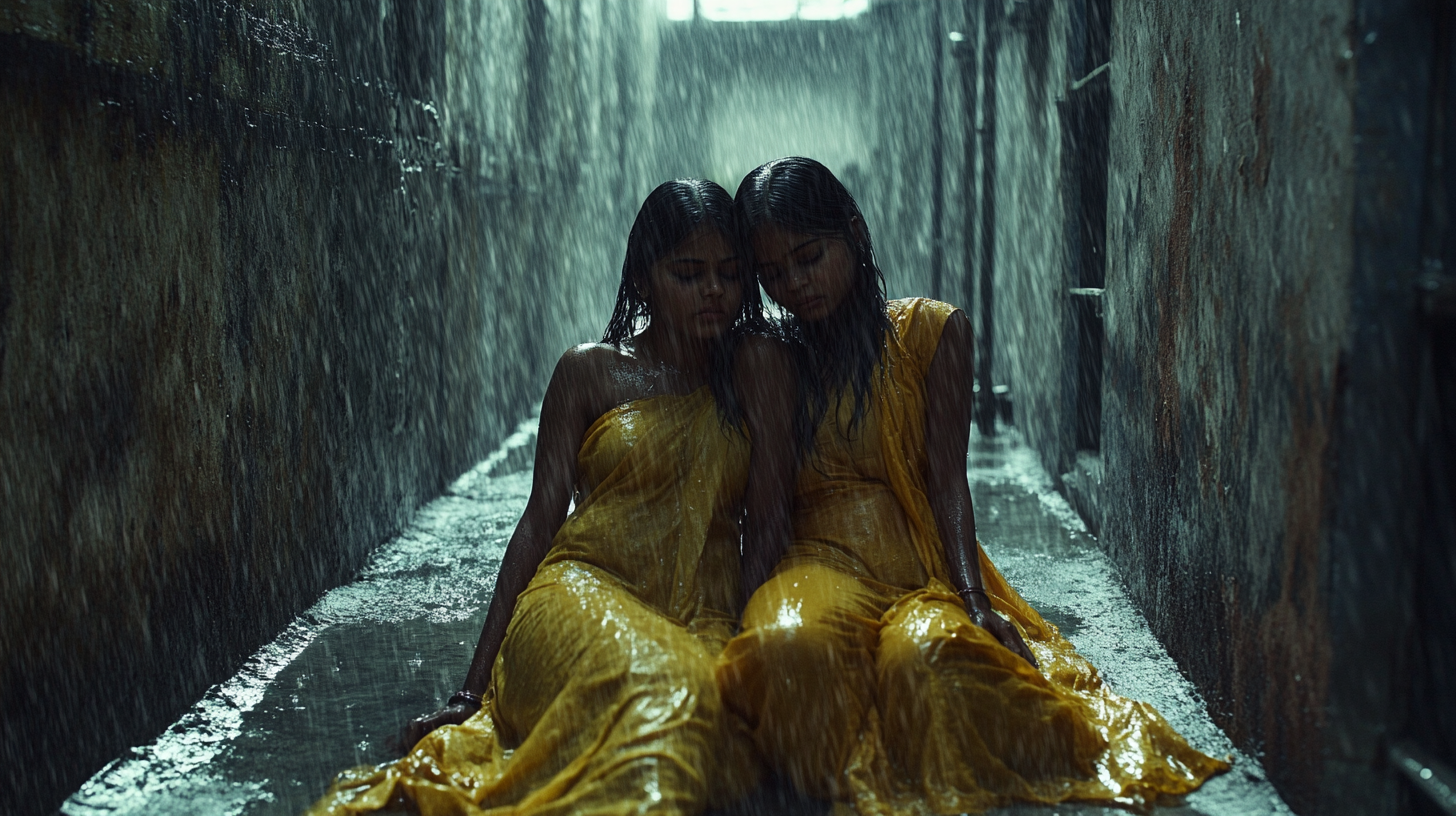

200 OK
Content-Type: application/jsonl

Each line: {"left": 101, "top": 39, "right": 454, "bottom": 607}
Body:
{"left": 976, "top": 0, "right": 1000, "bottom": 436}
{"left": 955, "top": 3, "right": 980, "bottom": 320}
{"left": 1391, "top": 741, "right": 1456, "bottom": 815}
{"left": 928, "top": 1, "right": 948, "bottom": 301}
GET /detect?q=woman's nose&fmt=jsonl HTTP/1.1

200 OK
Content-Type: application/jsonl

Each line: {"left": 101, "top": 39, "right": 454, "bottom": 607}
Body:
{"left": 702, "top": 273, "right": 724, "bottom": 296}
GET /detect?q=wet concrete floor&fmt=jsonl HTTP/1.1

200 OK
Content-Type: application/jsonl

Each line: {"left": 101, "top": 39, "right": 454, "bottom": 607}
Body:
{"left": 62, "top": 422, "right": 1293, "bottom": 816}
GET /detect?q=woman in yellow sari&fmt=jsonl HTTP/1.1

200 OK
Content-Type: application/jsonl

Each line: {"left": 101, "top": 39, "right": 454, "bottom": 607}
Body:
{"left": 720, "top": 157, "right": 1230, "bottom": 814}
{"left": 307, "top": 179, "right": 774, "bottom": 816}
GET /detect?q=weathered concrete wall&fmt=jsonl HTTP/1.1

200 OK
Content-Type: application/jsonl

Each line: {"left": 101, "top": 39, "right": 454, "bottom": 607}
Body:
{"left": 1102, "top": 0, "right": 1357, "bottom": 809}
{"left": 981, "top": 0, "right": 1453, "bottom": 812}
{"left": 0, "top": 2, "right": 659, "bottom": 812}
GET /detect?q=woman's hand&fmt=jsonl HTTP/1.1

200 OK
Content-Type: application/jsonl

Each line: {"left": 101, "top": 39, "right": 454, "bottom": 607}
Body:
{"left": 961, "top": 590, "right": 1039, "bottom": 670}
{"left": 392, "top": 702, "right": 479, "bottom": 755}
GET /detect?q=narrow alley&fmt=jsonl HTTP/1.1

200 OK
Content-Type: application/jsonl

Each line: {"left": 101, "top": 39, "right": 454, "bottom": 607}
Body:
{"left": 2, "top": 2, "right": 1453, "bottom": 815}
{"left": 63, "top": 422, "right": 1290, "bottom": 815}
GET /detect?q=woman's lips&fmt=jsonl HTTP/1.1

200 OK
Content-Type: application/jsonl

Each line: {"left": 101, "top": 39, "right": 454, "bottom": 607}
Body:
{"left": 798, "top": 296, "right": 825, "bottom": 312}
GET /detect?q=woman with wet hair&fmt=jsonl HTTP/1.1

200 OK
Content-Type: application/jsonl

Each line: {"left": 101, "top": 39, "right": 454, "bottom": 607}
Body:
{"left": 308, "top": 178, "right": 777, "bottom": 816}
{"left": 719, "top": 157, "right": 1228, "bottom": 813}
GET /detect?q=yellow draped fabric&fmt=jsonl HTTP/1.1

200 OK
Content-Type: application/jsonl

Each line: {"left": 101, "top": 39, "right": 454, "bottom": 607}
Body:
{"left": 308, "top": 388, "right": 760, "bottom": 816}
{"left": 717, "top": 298, "right": 1229, "bottom": 815}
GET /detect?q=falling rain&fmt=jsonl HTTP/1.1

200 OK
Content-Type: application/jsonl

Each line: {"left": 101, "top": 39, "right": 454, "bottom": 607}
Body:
{"left": 1, "top": 1, "right": 1453, "bottom": 815}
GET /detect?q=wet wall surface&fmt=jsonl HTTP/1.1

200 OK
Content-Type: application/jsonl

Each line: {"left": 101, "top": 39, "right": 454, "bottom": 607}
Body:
{"left": 7, "top": 1, "right": 1453, "bottom": 814}
{"left": 61, "top": 426, "right": 1292, "bottom": 816}
{"left": 948, "top": 0, "right": 1456, "bottom": 812}
{"left": 0, "top": 3, "right": 662, "bottom": 812}
{"left": 1100, "top": 0, "right": 1358, "bottom": 810}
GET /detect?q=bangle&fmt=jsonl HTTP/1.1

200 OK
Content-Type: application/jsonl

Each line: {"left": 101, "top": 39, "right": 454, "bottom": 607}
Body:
{"left": 959, "top": 587, "right": 992, "bottom": 602}
{"left": 448, "top": 690, "right": 484, "bottom": 710}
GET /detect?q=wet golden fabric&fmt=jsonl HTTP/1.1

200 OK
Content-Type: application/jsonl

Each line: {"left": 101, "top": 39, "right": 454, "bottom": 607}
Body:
{"left": 717, "top": 298, "right": 1229, "bottom": 814}
{"left": 308, "top": 388, "right": 760, "bottom": 816}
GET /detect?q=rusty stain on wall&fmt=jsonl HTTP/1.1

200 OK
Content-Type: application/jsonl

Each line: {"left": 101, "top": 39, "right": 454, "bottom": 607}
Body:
{"left": 1090, "top": 1, "right": 1357, "bottom": 811}
{"left": 1248, "top": 34, "right": 1274, "bottom": 191}
{"left": 1155, "top": 55, "right": 1200, "bottom": 474}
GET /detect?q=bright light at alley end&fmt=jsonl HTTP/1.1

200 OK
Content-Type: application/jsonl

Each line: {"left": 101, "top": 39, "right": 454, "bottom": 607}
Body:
{"left": 666, "top": 0, "right": 870, "bottom": 22}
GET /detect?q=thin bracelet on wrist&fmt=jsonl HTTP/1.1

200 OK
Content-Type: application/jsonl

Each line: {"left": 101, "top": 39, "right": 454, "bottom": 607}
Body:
{"left": 958, "top": 586, "right": 992, "bottom": 602}
{"left": 448, "top": 690, "right": 484, "bottom": 710}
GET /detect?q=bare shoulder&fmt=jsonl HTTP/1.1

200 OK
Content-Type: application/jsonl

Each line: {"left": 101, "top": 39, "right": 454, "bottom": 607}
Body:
{"left": 555, "top": 342, "right": 628, "bottom": 380}
{"left": 938, "top": 308, "right": 973, "bottom": 349}
{"left": 542, "top": 343, "right": 630, "bottom": 417}
{"left": 929, "top": 308, "right": 974, "bottom": 378}
{"left": 560, "top": 341, "right": 624, "bottom": 364}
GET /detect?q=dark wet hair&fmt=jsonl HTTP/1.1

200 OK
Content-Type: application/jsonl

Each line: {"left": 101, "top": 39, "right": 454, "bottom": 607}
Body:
{"left": 733, "top": 157, "right": 891, "bottom": 450}
{"left": 603, "top": 178, "right": 762, "bottom": 426}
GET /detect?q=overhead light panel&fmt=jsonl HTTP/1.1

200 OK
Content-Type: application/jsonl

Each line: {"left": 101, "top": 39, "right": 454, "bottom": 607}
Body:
{"left": 670, "top": 0, "right": 869, "bottom": 21}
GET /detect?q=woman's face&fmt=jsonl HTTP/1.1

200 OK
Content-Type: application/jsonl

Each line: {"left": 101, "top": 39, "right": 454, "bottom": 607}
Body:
{"left": 750, "top": 222, "right": 856, "bottom": 323}
{"left": 643, "top": 224, "right": 744, "bottom": 341}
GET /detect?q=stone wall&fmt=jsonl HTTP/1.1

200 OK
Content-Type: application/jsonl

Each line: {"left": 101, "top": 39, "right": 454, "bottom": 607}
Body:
{"left": 0, "top": 2, "right": 659, "bottom": 812}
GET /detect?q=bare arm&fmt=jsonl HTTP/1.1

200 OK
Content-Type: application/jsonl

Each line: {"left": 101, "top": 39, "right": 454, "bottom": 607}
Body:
{"left": 459, "top": 359, "right": 584, "bottom": 693}
{"left": 924, "top": 310, "right": 1038, "bottom": 668}
{"left": 735, "top": 336, "right": 800, "bottom": 605}
{"left": 400, "top": 350, "right": 596, "bottom": 748}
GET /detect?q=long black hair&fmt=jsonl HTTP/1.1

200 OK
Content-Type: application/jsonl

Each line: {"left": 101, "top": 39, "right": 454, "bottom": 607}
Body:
{"left": 603, "top": 178, "right": 762, "bottom": 427}
{"left": 733, "top": 157, "right": 891, "bottom": 449}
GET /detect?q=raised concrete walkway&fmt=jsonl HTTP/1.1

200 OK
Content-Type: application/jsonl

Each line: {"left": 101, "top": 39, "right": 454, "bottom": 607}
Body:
{"left": 63, "top": 422, "right": 1292, "bottom": 816}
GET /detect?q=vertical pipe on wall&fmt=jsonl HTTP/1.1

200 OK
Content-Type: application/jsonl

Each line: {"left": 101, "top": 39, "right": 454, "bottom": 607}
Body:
{"left": 1072, "top": 0, "right": 1111, "bottom": 453}
{"left": 1407, "top": 0, "right": 1456, "bottom": 800}
{"left": 976, "top": 0, "right": 1000, "bottom": 436}
{"left": 957, "top": 0, "right": 980, "bottom": 319}
{"left": 928, "top": 1, "right": 948, "bottom": 301}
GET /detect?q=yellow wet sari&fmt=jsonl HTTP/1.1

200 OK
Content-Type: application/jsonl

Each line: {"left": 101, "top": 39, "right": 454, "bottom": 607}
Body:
{"left": 309, "top": 388, "right": 760, "bottom": 816}
{"left": 717, "top": 298, "right": 1228, "bottom": 814}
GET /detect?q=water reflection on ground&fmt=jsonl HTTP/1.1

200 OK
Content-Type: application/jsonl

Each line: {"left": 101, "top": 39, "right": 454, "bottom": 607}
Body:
{"left": 63, "top": 425, "right": 1291, "bottom": 816}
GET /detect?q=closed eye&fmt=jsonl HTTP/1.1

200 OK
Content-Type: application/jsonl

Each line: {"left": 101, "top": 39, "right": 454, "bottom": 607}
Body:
{"left": 793, "top": 248, "right": 824, "bottom": 266}
{"left": 668, "top": 261, "right": 705, "bottom": 281}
